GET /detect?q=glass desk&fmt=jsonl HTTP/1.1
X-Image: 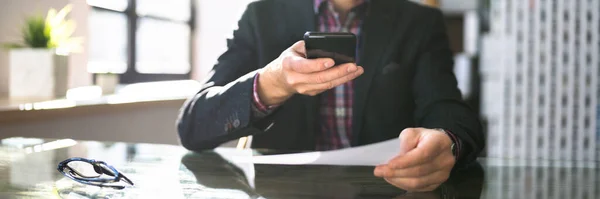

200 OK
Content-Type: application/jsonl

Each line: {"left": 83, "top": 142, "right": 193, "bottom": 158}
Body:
{"left": 0, "top": 137, "right": 597, "bottom": 198}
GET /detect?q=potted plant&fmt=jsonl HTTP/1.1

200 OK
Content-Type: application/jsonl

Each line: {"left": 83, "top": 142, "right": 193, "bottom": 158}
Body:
{"left": 3, "top": 4, "right": 82, "bottom": 99}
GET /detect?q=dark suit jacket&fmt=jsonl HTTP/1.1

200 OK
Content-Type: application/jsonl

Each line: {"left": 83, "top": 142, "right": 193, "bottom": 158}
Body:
{"left": 177, "top": 0, "right": 485, "bottom": 166}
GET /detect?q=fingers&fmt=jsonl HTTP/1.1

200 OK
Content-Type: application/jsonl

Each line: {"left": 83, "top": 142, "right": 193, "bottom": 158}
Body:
{"left": 383, "top": 170, "right": 448, "bottom": 191}
{"left": 283, "top": 40, "right": 363, "bottom": 95}
{"left": 308, "top": 65, "right": 363, "bottom": 89}
{"left": 315, "top": 65, "right": 362, "bottom": 87}
{"left": 294, "top": 66, "right": 363, "bottom": 95}
{"left": 375, "top": 128, "right": 456, "bottom": 192}
{"left": 303, "top": 63, "right": 360, "bottom": 84}
{"left": 383, "top": 161, "right": 437, "bottom": 178}
{"left": 377, "top": 153, "right": 453, "bottom": 178}
{"left": 284, "top": 55, "right": 335, "bottom": 73}
{"left": 398, "top": 128, "right": 421, "bottom": 155}
{"left": 388, "top": 130, "right": 447, "bottom": 169}
{"left": 374, "top": 159, "right": 449, "bottom": 192}
{"left": 286, "top": 42, "right": 335, "bottom": 73}
{"left": 387, "top": 144, "right": 438, "bottom": 169}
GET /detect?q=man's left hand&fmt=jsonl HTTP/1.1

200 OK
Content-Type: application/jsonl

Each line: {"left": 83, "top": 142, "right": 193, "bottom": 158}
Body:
{"left": 374, "top": 128, "right": 456, "bottom": 192}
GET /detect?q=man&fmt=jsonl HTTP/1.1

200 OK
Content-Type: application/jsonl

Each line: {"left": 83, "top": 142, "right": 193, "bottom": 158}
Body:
{"left": 177, "top": 0, "right": 484, "bottom": 192}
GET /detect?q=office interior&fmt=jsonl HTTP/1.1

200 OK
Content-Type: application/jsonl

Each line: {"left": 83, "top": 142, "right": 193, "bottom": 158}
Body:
{"left": 0, "top": 0, "right": 487, "bottom": 145}
{"left": 0, "top": 0, "right": 598, "bottom": 198}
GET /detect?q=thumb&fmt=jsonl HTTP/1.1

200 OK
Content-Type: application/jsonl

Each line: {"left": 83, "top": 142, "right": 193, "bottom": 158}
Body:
{"left": 398, "top": 128, "right": 421, "bottom": 156}
{"left": 290, "top": 40, "right": 306, "bottom": 56}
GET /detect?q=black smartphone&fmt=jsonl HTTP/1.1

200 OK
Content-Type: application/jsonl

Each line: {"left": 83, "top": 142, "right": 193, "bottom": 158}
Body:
{"left": 303, "top": 32, "right": 356, "bottom": 65}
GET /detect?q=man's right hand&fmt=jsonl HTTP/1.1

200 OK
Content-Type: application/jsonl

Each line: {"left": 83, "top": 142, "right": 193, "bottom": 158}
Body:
{"left": 257, "top": 41, "right": 364, "bottom": 105}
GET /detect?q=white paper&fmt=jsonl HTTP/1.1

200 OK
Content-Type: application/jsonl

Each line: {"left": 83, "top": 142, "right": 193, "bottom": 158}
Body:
{"left": 228, "top": 138, "right": 400, "bottom": 166}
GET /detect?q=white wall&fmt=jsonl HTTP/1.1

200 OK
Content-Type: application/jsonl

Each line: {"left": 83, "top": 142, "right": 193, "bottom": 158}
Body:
{"left": 0, "top": 0, "right": 92, "bottom": 97}
{"left": 0, "top": 0, "right": 254, "bottom": 146}
{"left": 193, "top": 0, "right": 255, "bottom": 81}
{"left": 0, "top": 0, "right": 255, "bottom": 96}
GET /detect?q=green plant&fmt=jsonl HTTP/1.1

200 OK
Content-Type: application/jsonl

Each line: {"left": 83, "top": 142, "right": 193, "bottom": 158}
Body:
{"left": 3, "top": 4, "right": 82, "bottom": 53}
{"left": 24, "top": 15, "right": 50, "bottom": 48}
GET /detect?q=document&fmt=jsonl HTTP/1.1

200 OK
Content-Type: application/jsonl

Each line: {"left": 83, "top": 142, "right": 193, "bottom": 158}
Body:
{"left": 228, "top": 138, "right": 400, "bottom": 166}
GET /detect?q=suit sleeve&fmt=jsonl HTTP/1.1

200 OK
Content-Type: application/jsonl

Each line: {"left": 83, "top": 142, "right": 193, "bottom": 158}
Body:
{"left": 411, "top": 9, "right": 485, "bottom": 167}
{"left": 176, "top": 3, "right": 270, "bottom": 151}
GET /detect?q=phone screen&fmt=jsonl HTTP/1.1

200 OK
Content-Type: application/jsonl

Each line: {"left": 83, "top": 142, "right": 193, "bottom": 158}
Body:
{"left": 304, "top": 32, "right": 357, "bottom": 65}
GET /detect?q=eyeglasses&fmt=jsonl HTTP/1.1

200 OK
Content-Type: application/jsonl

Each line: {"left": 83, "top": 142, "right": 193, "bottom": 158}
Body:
{"left": 57, "top": 157, "right": 134, "bottom": 189}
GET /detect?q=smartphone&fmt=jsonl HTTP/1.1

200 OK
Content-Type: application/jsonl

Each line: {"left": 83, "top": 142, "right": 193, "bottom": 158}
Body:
{"left": 303, "top": 32, "right": 356, "bottom": 65}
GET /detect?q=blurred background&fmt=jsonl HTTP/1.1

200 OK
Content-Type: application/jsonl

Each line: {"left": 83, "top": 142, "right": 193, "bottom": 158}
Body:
{"left": 0, "top": 1, "right": 598, "bottom": 198}
{"left": 0, "top": 0, "right": 598, "bottom": 161}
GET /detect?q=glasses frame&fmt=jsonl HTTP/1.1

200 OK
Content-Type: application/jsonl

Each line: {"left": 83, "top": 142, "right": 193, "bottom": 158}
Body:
{"left": 57, "top": 157, "right": 134, "bottom": 190}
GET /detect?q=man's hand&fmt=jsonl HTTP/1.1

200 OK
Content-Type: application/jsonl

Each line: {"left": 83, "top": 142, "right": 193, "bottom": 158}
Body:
{"left": 257, "top": 41, "right": 364, "bottom": 105}
{"left": 374, "top": 128, "right": 455, "bottom": 192}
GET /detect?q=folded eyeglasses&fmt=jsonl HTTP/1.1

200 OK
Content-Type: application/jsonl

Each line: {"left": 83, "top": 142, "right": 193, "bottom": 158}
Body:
{"left": 57, "top": 157, "right": 134, "bottom": 189}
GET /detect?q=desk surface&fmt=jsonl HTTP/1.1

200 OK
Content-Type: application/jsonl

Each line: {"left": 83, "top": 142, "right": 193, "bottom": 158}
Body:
{"left": 0, "top": 138, "right": 598, "bottom": 199}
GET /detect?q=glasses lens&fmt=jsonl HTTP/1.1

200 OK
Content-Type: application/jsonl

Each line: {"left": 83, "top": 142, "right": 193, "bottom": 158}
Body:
{"left": 66, "top": 161, "right": 101, "bottom": 178}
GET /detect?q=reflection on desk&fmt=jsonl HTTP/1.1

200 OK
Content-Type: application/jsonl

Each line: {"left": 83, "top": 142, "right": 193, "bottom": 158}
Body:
{"left": 0, "top": 137, "right": 597, "bottom": 198}
{"left": 180, "top": 151, "right": 484, "bottom": 199}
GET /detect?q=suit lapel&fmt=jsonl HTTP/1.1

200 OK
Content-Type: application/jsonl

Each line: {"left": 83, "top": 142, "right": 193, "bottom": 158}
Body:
{"left": 352, "top": 0, "right": 401, "bottom": 146}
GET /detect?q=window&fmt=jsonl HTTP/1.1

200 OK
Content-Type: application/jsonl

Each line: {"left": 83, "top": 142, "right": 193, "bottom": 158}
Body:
{"left": 87, "top": 0, "right": 195, "bottom": 83}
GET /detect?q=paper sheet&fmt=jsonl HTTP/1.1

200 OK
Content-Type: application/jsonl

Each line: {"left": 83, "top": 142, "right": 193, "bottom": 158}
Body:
{"left": 228, "top": 138, "right": 400, "bottom": 166}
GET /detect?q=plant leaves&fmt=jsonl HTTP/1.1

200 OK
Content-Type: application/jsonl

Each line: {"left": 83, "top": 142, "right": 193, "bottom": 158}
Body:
{"left": 48, "top": 4, "right": 72, "bottom": 28}
{"left": 47, "top": 4, "right": 80, "bottom": 52}
{"left": 12, "top": 4, "right": 79, "bottom": 51}
{"left": 49, "top": 19, "right": 76, "bottom": 48}
{"left": 22, "top": 16, "right": 50, "bottom": 48}
{"left": 46, "top": 8, "right": 57, "bottom": 27}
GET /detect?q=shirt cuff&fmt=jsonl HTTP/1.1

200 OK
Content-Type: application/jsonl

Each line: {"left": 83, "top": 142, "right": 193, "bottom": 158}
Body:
{"left": 440, "top": 129, "right": 462, "bottom": 160}
{"left": 252, "top": 73, "right": 279, "bottom": 115}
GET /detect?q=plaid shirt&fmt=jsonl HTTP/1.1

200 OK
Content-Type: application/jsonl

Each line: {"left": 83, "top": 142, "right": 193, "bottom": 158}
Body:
{"left": 252, "top": 0, "right": 461, "bottom": 157}
{"left": 252, "top": 0, "right": 368, "bottom": 151}
{"left": 314, "top": 0, "right": 367, "bottom": 150}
